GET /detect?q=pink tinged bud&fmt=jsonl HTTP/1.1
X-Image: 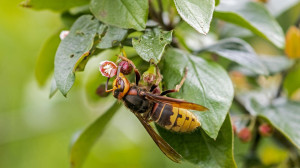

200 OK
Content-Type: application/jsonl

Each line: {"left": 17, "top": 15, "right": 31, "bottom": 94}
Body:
{"left": 96, "top": 84, "right": 110, "bottom": 97}
{"left": 118, "top": 61, "right": 133, "bottom": 75}
{"left": 143, "top": 74, "right": 156, "bottom": 84}
{"left": 259, "top": 123, "right": 273, "bottom": 137}
{"left": 60, "top": 30, "right": 70, "bottom": 40}
{"left": 238, "top": 127, "right": 252, "bottom": 143}
{"left": 99, "top": 61, "right": 117, "bottom": 77}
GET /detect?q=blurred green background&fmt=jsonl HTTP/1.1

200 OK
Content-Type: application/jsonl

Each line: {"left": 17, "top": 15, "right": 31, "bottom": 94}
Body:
{"left": 0, "top": 1, "right": 196, "bottom": 168}
{"left": 1, "top": 0, "right": 300, "bottom": 168}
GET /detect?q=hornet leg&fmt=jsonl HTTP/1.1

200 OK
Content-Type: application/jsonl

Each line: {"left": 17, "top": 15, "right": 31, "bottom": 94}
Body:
{"left": 160, "top": 67, "right": 188, "bottom": 96}
{"left": 150, "top": 64, "right": 163, "bottom": 93}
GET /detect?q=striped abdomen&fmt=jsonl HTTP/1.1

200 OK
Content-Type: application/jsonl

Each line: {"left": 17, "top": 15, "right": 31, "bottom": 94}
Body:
{"left": 151, "top": 103, "right": 201, "bottom": 132}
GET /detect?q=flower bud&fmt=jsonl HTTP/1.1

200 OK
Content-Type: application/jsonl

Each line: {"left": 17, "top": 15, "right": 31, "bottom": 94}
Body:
{"left": 99, "top": 61, "right": 117, "bottom": 78}
{"left": 258, "top": 123, "right": 273, "bottom": 137}
{"left": 142, "top": 65, "right": 157, "bottom": 85}
{"left": 118, "top": 61, "right": 133, "bottom": 75}
{"left": 96, "top": 84, "right": 110, "bottom": 97}
{"left": 143, "top": 73, "right": 156, "bottom": 84}
{"left": 285, "top": 26, "right": 300, "bottom": 59}
{"left": 238, "top": 127, "right": 252, "bottom": 143}
{"left": 60, "top": 30, "right": 70, "bottom": 40}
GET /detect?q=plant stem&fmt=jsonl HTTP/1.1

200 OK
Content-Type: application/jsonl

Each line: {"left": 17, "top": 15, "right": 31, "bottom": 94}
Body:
{"left": 149, "top": 0, "right": 173, "bottom": 30}
{"left": 275, "top": 70, "right": 288, "bottom": 98}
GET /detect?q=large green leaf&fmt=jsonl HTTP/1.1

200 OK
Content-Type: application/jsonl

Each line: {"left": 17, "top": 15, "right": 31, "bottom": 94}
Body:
{"left": 266, "top": 0, "right": 300, "bottom": 17}
{"left": 260, "top": 56, "right": 294, "bottom": 75}
{"left": 97, "top": 26, "right": 128, "bottom": 49}
{"left": 157, "top": 114, "right": 236, "bottom": 168}
{"left": 35, "top": 29, "right": 61, "bottom": 86}
{"left": 162, "top": 48, "right": 234, "bottom": 139}
{"left": 215, "top": 1, "right": 285, "bottom": 48}
{"left": 70, "top": 101, "right": 121, "bottom": 168}
{"left": 21, "top": 0, "right": 90, "bottom": 11}
{"left": 90, "top": 0, "right": 148, "bottom": 31}
{"left": 199, "top": 38, "right": 269, "bottom": 75}
{"left": 54, "top": 15, "right": 100, "bottom": 96}
{"left": 132, "top": 28, "right": 172, "bottom": 63}
{"left": 231, "top": 55, "right": 293, "bottom": 76}
{"left": 253, "top": 99, "right": 300, "bottom": 149}
{"left": 173, "top": 0, "right": 215, "bottom": 35}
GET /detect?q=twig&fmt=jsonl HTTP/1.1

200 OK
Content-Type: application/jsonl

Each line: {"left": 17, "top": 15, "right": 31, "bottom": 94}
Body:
{"left": 275, "top": 70, "right": 288, "bottom": 98}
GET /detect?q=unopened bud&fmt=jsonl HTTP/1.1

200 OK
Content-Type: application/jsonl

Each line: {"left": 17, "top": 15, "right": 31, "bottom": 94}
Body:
{"left": 143, "top": 73, "right": 156, "bottom": 84}
{"left": 96, "top": 84, "right": 110, "bottom": 97}
{"left": 118, "top": 61, "right": 133, "bottom": 75}
{"left": 238, "top": 127, "right": 252, "bottom": 143}
{"left": 142, "top": 65, "right": 157, "bottom": 85}
{"left": 258, "top": 123, "right": 273, "bottom": 137}
{"left": 60, "top": 30, "right": 70, "bottom": 40}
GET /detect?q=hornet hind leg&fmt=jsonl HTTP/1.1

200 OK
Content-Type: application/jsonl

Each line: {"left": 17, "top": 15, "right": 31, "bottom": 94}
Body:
{"left": 160, "top": 67, "right": 188, "bottom": 96}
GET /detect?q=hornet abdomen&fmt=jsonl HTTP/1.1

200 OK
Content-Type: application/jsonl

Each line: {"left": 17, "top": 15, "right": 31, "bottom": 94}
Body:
{"left": 151, "top": 103, "right": 201, "bottom": 132}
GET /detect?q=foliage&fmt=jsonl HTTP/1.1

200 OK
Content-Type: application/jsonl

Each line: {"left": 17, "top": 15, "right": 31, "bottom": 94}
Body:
{"left": 24, "top": 0, "right": 300, "bottom": 167}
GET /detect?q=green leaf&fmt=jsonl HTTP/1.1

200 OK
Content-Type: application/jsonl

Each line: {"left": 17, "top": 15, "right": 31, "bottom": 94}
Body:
{"left": 199, "top": 38, "right": 269, "bottom": 75}
{"left": 173, "top": 0, "right": 215, "bottom": 35}
{"left": 162, "top": 48, "right": 234, "bottom": 139}
{"left": 235, "top": 90, "right": 271, "bottom": 116}
{"left": 231, "top": 55, "right": 293, "bottom": 76}
{"left": 132, "top": 28, "right": 172, "bottom": 63}
{"left": 219, "top": 23, "right": 252, "bottom": 39}
{"left": 21, "top": 0, "right": 90, "bottom": 11}
{"left": 254, "top": 99, "right": 300, "bottom": 149}
{"left": 61, "top": 12, "right": 82, "bottom": 29}
{"left": 266, "top": 0, "right": 300, "bottom": 17}
{"left": 215, "top": 1, "right": 285, "bottom": 48}
{"left": 157, "top": 114, "right": 236, "bottom": 168}
{"left": 215, "top": 0, "right": 220, "bottom": 6}
{"left": 284, "top": 63, "right": 300, "bottom": 97}
{"left": 35, "top": 29, "right": 61, "bottom": 86}
{"left": 70, "top": 101, "right": 121, "bottom": 168}
{"left": 49, "top": 78, "right": 58, "bottom": 98}
{"left": 260, "top": 56, "right": 294, "bottom": 75}
{"left": 54, "top": 15, "right": 100, "bottom": 96}
{"left": 97, "top": 26, "right": 128, "bottom": 49}
{"left": 90, "top": 0, "right": 148, "bottom": 31}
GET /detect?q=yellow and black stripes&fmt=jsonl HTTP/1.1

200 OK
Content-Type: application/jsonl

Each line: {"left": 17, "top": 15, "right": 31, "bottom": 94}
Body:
{"left": 151, "top": 103, "right": 201, "bottom": 132}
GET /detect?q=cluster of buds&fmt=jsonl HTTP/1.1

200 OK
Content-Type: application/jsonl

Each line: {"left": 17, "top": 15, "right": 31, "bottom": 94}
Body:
{"left": 142, "top": 64, "right": 157, "bottom": 85}
{"left": 99, "top": 60, "right": 133, "bottom": 78}
{"left": 232, "top": 121, "right": 274, "bottom": 143}
{"left": 97, "top": 59, "right": 133, "bottom": 97}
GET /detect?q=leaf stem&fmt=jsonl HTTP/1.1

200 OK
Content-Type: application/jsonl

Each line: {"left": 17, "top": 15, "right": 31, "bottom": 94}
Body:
{"left": 149, "top": 0, "right": 173, "bottom": 31}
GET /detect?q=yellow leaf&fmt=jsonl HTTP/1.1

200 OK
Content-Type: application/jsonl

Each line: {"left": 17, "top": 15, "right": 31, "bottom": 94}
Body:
{"left": 285, "top": 26, "right": 300, "bottom": 59}
{"left": 258, "top": 138, "right": 289, "bottom": 166}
